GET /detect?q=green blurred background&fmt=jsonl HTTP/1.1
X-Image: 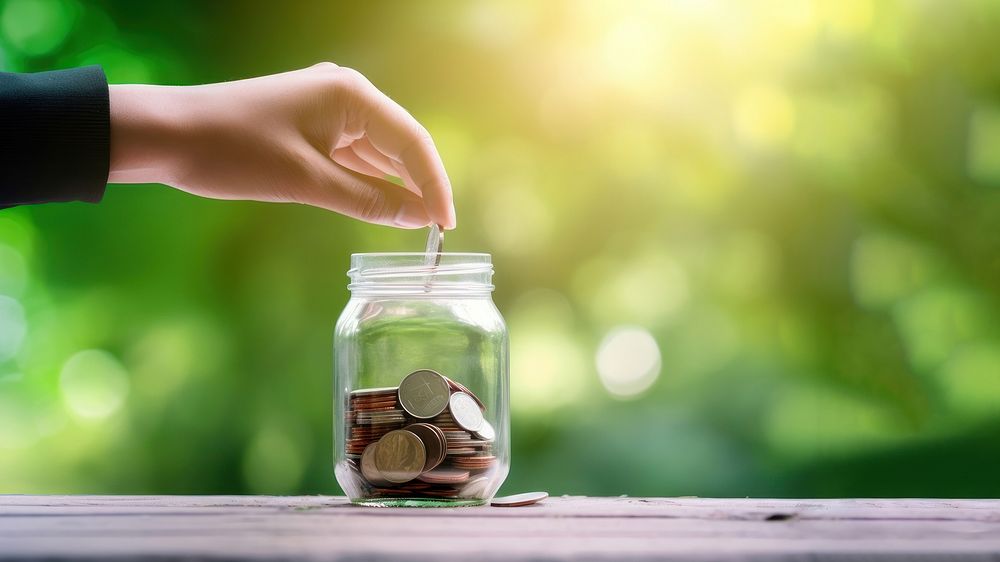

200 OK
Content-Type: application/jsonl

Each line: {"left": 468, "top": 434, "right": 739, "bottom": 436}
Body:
{"left": 1, "top": 0, "right": 999, "bottom": 498}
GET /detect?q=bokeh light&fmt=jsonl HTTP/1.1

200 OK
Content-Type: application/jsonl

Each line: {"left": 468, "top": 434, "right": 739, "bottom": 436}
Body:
{"left": 0, "top": 295, "right": 26, "bottom": 361}
{"left": 59, "top": 349, "right": 129, "bottom": 420}
{"left": 595, "top": 326, "right": 661, "bottom": 398}
{"left": 0, "top": 0, "right": 76, "bottom": 56}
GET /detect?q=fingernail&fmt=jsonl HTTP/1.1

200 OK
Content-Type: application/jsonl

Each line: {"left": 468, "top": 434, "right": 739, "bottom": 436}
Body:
{"left": 394, "top": 200, "right": 430, "bottom": 229}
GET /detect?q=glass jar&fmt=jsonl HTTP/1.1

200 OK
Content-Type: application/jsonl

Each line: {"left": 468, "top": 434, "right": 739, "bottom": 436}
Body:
{"left": 333, "top": 253, "right": 509, "bottom": 507}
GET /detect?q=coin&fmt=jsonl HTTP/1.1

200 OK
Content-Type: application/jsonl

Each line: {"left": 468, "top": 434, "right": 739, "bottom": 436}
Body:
{"left": 360, "top": 443, "right": 391, "bottom": 487}
{"left": 451, "top": 455, "right": 497, "bottom": 468}
{"left": 346, "top": 373, "right": 499, "bottom": 500}
{"left": 405, "top": 423, "right": 447, "bottom": 471}
{"left": 417, "top": 467, "right": 471, "bottom": 485}
{"left": 351, "top": 386, "right": 398, "bottom": 397}
{"left": 374, "top": 429, "right": 426, "bottom": 484}
{"left": 444, "top": 376, "right": 486, "bottom": 410}
{"left": 398, "top": 369, "right": 451, "bottom": 419}
{"left": 424, "top": 223, "right": 444, "bottom": 263}
{"left": 491, "top": 491, "right": 548, "bottom": 507}
{"left": 473, "top": 420, "right": 495, "bottom": 441}
{"left": 459, "top": 476, "right": 490, "bottom": 498}
{"left": 448, "top": 391, "right": 484, "bottom": 432}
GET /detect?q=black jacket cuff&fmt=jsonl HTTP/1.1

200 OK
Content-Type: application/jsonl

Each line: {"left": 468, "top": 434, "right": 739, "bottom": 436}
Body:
{"left": 0, "top": 65, "right": 110, "bottom": 207}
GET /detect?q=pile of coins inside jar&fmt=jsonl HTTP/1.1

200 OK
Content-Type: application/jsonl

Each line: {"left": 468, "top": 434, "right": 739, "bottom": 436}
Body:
{"left": 344, "top": 369, "right": 498, "bottom": 499}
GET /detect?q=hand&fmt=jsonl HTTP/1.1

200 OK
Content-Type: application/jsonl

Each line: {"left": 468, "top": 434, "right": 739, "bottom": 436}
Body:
{"left": 107, "top": 63, "right": 455, "bottom": 229}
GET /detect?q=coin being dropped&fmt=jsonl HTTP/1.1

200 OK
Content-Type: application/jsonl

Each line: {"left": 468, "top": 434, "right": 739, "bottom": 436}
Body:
{"left": 491, "top": 491, "right": 549, "bottom": 507}
{"left": 398, "top": 369, "right": 451, "bottom": 419}
{"left": 449, "top": 391, "right": 484, "bottom": 432}
{"left": 424, "top": 223, "right": 444, "bottom": 261}
{"left": 374, "top": 429, "right": 426, "bottom": 484}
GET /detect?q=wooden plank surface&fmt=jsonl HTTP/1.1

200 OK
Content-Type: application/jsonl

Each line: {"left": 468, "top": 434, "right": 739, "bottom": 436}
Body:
{"left": 1, "top": 496, "right": 999, "bottom": 561}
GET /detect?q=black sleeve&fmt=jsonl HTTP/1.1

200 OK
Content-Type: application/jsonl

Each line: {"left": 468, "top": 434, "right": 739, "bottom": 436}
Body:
{"left": 0, "top": 66, "right": 110, "bottom": 207}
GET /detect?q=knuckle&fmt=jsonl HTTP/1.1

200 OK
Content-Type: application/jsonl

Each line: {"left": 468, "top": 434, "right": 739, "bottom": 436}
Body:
{"left": 335, "top": 66, "right": 370, "bottom": 88}
{"left": 310, "top": 61, "right": 339, "bottom": 72}
{"left": 415, "top": 124, "right": 433, "bottom": 144}
{"left": 352, "top": 186, "right": 393, "bottom": 222}
{"left": 401, "top": 125, "right": 436, "bottom": 160}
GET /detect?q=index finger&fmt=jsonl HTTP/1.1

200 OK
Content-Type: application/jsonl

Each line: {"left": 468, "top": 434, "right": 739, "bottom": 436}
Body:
{"left": 350, "top": 79, "right": 456, "bottom": 229}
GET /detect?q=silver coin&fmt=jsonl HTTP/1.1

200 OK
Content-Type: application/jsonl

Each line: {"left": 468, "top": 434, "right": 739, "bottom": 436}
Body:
{"left": 459, "top": 476, "right": 490, "bottom": 499}
{"left": 424, "top": 223, "right": 444, "bottom": 257}
{"left": 473, "top": 420, "right": 495, "bottom": 441}
{"left": 448, "top": 391, "right": 484, "bottom": 432}
{"left": 491, "top": 491, "right": 548, "bottom": 507}
{"left": 398, "top": 369, "right": 451, "bottom": 419}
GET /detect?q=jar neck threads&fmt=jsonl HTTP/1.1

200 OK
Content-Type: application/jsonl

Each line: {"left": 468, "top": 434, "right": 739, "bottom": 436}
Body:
{"left": 348, "top": 253, "right": 494, "bottom": 297}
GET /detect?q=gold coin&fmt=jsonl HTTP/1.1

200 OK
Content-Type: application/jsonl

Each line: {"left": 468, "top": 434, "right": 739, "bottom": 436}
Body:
{"left": 404, "top": 423, "right": 447, "bottom": 471}
{"left": 360, "top": 443, "right": 390, "bottom": 487}
{"left": 398, "top": 369, "right": 451, "bottom": 419}
{"left": 374, "top": 429, "right": 426, "bottom": 484}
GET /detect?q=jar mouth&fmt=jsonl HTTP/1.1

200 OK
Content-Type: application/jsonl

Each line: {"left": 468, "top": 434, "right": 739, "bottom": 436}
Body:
{"left": 348, "top": 253, "right": 494, "bottom": 296}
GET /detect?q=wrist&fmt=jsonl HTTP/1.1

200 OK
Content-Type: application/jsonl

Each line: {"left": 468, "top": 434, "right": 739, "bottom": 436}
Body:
{"left": 108, "top": 85, "right": 193, "bottom": 185}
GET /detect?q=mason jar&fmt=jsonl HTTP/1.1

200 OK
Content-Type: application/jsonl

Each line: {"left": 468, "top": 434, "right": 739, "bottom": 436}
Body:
{"left": 333, "top": 253, "right": 509, "bottom": 507}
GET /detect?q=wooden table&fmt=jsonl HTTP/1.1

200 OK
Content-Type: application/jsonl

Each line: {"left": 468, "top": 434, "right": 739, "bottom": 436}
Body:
{"left": 1, "top": 495, "right": 999, "bottom": 560}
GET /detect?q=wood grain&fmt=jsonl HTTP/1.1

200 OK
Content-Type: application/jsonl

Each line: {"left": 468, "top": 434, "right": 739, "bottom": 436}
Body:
{"left": 1, "top": 496, "right": 999, "bottom": 561}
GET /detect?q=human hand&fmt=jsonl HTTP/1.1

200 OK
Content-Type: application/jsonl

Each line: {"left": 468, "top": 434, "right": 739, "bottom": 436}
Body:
{"left": 108, "top": 63, "right": 455, "bottom": 229}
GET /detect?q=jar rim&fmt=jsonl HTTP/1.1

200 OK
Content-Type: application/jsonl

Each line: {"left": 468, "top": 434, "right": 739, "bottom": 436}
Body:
{"left": 348, "top": 252, "right": 494, "bottom": 296}
{"left": 350, "top": 252, "right": 491, "bottom": 259}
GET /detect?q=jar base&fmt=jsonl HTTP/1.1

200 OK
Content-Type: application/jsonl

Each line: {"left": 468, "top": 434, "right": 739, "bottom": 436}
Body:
{"left": 351, "top": 497, "right": 487, "bottom": 508}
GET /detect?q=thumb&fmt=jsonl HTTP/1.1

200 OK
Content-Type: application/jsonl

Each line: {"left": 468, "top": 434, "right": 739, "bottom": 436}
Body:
{"left": 297, "top": 155, "right": 431, "bottom": 228}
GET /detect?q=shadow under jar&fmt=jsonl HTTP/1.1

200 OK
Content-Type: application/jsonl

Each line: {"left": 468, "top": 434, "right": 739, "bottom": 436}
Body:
{"left": 334, "top": 253, "right": 510, "bottom": 507}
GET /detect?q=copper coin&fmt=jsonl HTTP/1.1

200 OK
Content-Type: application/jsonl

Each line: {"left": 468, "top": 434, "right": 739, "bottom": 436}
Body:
{"left": 444, "top": 376, "right": 487, "bottom": 410}
{"left": 417, "top": 467, "right": 471, "bottom": 484}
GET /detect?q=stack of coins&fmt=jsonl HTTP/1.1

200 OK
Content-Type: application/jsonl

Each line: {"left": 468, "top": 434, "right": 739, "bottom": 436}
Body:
{"left": 344, "top": 369, "right": 498, "bottom": 500}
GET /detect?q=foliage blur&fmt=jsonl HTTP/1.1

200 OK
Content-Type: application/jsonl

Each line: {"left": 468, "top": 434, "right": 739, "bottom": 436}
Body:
{"left": 1, "top": 0, "right": 999, "bottom": 498}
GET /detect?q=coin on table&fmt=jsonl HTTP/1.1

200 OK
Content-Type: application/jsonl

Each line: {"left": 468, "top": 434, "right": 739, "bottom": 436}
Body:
{"left": 360, "top": 443, "right": 390, "bottom": 487}
{"left": 448, "top": 391, "right": 484, "bottom": 432}
{"left": 374, "top": 429, "right": 426, "bottom": 484}
{"left": 491, "top": 491, "right": 548, "bottom": 507}
{"left": 473, "top": 420, "right": 495, "bottom": 441}
{"left": 404, "top": 423, "right": 447, "bottom": 471}
{"left": 398, "top": 369, "right": 451, "bottom": 419}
